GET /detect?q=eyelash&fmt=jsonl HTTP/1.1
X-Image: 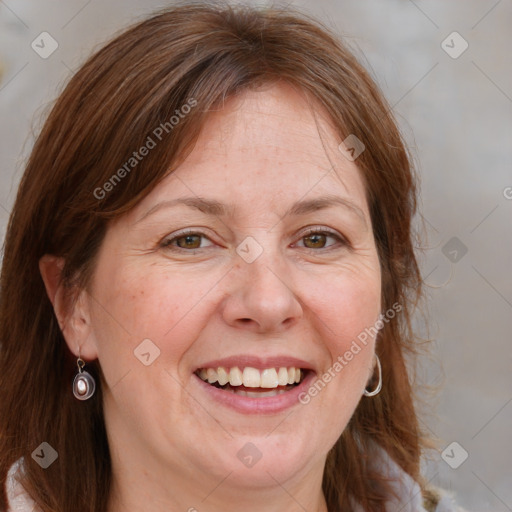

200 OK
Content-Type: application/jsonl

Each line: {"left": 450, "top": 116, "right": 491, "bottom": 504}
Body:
{"left": 295, "top": 227, "right": 347, "bottom": 250}
{"left": 160, "top": 229, "right": 213, "bottom": 251}
{"left": 160, "top": 227, "right": 348, "bottom": 252}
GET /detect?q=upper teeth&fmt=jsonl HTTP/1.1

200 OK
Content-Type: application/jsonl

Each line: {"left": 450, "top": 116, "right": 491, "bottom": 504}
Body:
{"left": 197, "top": 367, "right": 303, "bottom": 388}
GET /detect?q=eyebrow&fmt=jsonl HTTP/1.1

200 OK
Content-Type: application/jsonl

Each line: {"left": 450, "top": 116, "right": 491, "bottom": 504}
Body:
{"left": 136, "top": 194, "right": 367, "bottom": 227}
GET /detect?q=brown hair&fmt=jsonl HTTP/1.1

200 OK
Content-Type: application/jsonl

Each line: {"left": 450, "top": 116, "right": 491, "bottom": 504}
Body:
{"left": 0, "top": 2, "right": 426, "bottom": 511}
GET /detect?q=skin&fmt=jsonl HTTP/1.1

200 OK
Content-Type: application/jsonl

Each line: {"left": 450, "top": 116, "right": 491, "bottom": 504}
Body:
{"left": 40, "top": 82, "right": 382, "bottom": 512}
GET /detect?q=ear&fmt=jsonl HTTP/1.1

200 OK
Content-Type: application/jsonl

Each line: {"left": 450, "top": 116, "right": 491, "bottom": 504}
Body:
{"left": 39, "top": 254, "right": 98, "bottom": 361}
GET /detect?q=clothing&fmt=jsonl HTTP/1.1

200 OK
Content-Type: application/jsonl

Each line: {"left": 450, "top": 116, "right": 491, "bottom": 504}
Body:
{"left": 351, "top": 445, "right": 468, "bottom": 512}
{"left": 6, "top": 451, "right": 466, "bottom": 512}
{"left": 5, "top": 459, "right": 36, "bottom": 512}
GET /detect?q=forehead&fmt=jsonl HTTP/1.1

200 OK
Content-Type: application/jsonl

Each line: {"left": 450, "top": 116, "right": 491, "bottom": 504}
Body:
{"left": 131, "top": 83, "right": 369, "bottom": 220}
{"left": 198, "top": 84, "right": 331, "bottom": 159}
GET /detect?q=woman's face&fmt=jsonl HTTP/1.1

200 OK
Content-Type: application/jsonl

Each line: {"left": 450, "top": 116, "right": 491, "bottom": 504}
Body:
{"left": 80, "top": 83, "right": 381, "bottom": 498}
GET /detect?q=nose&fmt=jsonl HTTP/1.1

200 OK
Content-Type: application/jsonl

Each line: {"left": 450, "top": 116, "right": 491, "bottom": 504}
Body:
{"left": 221, "top": 255, "right": 303, "bottom": 334}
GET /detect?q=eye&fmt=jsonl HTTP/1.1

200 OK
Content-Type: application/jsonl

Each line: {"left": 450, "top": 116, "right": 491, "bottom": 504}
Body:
{"left": 160, "top": 230, "right": 215, "bottom": 251}
{"left": 295, "top": 227, "right": 347, "bottom": 250}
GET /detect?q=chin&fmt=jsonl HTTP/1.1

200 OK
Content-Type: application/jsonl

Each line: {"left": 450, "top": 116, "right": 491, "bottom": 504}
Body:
{"left": 214, "top": 434, "right": 319, "bottom": 488}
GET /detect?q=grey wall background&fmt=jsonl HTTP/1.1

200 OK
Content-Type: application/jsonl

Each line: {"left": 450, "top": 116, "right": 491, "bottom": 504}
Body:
{"left": 1, "top": 0, "right": 511, "bottom": 510}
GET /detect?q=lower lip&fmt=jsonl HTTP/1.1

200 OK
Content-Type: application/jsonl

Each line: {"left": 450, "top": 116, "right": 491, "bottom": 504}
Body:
{"left": 192, "top": 371, "right": 316, "bottom": 414}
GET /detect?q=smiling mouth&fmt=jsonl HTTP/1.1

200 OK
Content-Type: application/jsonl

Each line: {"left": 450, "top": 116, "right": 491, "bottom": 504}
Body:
{"left": 195, "top": 366, "right": 308, "bottom": 397}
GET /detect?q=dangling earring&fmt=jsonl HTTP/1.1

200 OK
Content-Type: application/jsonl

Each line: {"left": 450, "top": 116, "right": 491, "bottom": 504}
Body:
{"left": 73, "top": 355, "right": 96, "bottom": 400}
{"left": 364, "top": 355, "right": 382, "bottom": 397}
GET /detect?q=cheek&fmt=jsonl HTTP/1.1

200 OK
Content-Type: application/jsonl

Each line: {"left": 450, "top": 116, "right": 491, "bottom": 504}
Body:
{"left": 89, "top": 264, "right": 222, "bottom": 375}
{"left": 308, "top": 262, "right": 381, "bottom": 351}
{"left": 292, "top": 265, "right": 381, "bottom": 456}
{"left": 299, "top": 267, "right": 381, "bottom": 421}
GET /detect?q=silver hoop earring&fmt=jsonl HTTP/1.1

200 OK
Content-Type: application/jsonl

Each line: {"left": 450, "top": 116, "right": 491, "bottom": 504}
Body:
{"left": 364, "top": 355, "right": 382, "bottom": 397}
{"left": 73, "top": 357, "right": 96, "bottom": 400}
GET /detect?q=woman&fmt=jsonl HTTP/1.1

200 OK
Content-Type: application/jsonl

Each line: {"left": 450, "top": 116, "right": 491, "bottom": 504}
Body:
{"left": 0, "top": 2, "right": 465, "bottom": 511}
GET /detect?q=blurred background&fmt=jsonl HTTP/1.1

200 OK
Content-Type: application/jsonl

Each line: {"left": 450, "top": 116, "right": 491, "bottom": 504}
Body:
{"left": 1, "top": 1, "right": 511, "bottom": 510}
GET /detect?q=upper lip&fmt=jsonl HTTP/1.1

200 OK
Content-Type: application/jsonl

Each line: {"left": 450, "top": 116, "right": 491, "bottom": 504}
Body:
{"left": 194, "top": 355, "right": 315, "bottom": 372}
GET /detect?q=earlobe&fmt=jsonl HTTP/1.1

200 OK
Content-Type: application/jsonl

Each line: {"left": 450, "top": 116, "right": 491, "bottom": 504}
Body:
{"left": 39, "top": 254, "right": 98, "bottom": 361}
